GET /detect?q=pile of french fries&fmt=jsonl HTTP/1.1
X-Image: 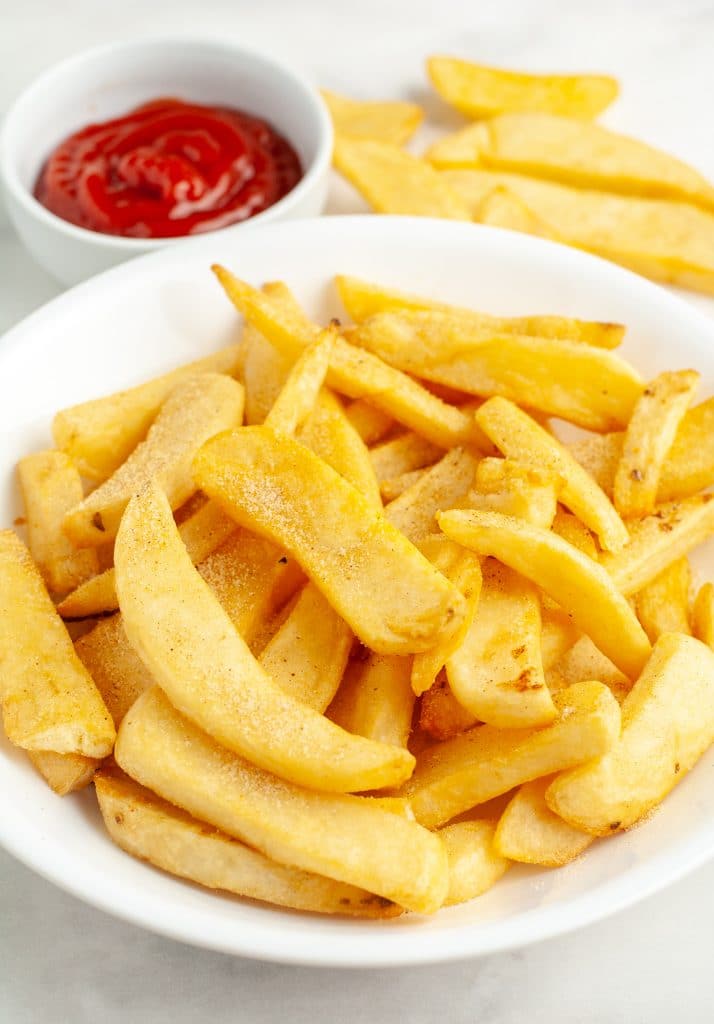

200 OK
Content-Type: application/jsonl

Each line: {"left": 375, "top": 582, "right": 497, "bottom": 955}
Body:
{"left": 324, "top": 58, "right": 714, "bottom": 296}
{"left": 3, "top": 267, "right": 714, "bottom": 918}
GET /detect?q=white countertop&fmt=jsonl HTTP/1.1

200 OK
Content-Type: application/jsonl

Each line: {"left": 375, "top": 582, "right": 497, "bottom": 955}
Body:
{"left": 2, "top": 1, "right": 714, "bottom": 1019}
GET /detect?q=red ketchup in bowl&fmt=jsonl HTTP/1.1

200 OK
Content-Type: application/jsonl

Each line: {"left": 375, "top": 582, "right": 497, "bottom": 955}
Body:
{"left": 34, "top": 98, "right": 303, "bottom": 238}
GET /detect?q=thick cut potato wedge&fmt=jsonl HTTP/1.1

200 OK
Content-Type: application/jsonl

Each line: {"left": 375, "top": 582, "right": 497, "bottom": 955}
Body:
{"left": 332, "top": 138, "right": 471, "bottom": 218}
{"left": 213, "top": 267, "right": 482, "bottom": 450}
{"left": 420, "top": 673, "right": 477, "bottom": 741}
{"left": 352, "top": 310, "right": 642, "bottom": 431}
{"left": 370, "top": 433, "right": 444, "bottom": 483}
{"left": 429, "top": 113, "right": 714, "bottom": 211}
{"left": 427, "top": 57, "right": 618, "bottom": 120}
{"left": 75, "top": 614, "right": 154, "bottom": 727}
{"left": 541, "top": 606, "right": 580, "bottom": 669}
{"left": 320, "top": 90, "right": 422, "bottom": 145}
{"left": 115, "top": 484, "right": 415, "bottom": 792}
{"left": 242, "top": 322, "right": 292, "bottom": 424}
{"left": 381, "top": 468, "right": 431, "bottom": 502}
{"left": 0, "top": 530, "right": 115, "bottom": 757}
{"left": 64, "top": 374, "right": 244, "bottom": 546}
{"left": 635, "top": 558, "right": 691, "bottom": 643}
{"left": 440, "top": 820, "right": 510, "bottom": 906}
{"left": 547, "top": 633, "right": 714, "bottom": 834}
{"left": 17, "top": 451, "right": 98, "bottom": 596}
{"left": 476, "top": 187, "right": 556, "bottom": 238}
{"left": 553, "top": 635, "right": 630, "bottom": 699}
{"left": 259, "top": 583, "right": 353, "bottom": 712}
{"left": 335, "top": 274, "right": 625, "bottom": 348}
{"left": 194, "top": 428, "right": 466, "bottom": 655}
{"left": 328, "top": 652, "right": 415, "bottom": 749}
{"left": 27, "top": 750, "right": 99, "bottom": 795}
{"left": 442, "top": 169, "right": 714, "bottom": 296}
{"left": 96, "top": 772, "right": 398, "bottom": 917}
{"left": 566, "top": 432, "right": 621, "bottom": 497}
{"left": 476, "top": 397, "right": 628, "bottom": 550}
{"left": 115, "top": 687, "right": 448, "bottom": 914}
{"left": 264, "top": 327, "right": 335, "bottom": 436}
{"left": 494, "top": 777, "right": 593, "bottom": 866}
{"left": 439, "top": 509, "right": 651, "bottom": 679}
{"left": 52, "top": 344, "right": 242, "bottom": 481}
{"left": 614, "top": 370, "right": 699, "bottom": 519}
{"left": 386, "top": 449, "right": 480, "bottom": 545}
{"left": 692, "top": 583, "right": 714, "bottom": 650}
{"left": 469, "top": 457, "right": 560, "bottom": 529}
{"left": 344, "top": 399, "right": 394, "bottom": 444}
{"left": 399, "top": 680, "right": 620, "bottom": 829}
{"left": 446, "top": 560, "right": 556, "bottom": 728}
{"left": 551, "top": 508, "right": 599, "bottom": 561}
{"left": 600, "top": 496, "right": 714, "bottom": 596}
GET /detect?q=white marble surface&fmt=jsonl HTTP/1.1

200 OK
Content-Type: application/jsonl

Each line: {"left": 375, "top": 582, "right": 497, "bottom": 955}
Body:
{"left": 2, "top": 0, "right": 714, "bottom": 1018}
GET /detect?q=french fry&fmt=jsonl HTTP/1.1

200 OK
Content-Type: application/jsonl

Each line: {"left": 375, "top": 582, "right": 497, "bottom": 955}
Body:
{"left": 419, "top": 673, "right": 477, "bottom": 741}
{"left": 439, "top": 509, "right": 652, "bottom": 678}
{"left": 551, "top": 508, "right": 599, "bottom": 561}
{"left": 335, "top": 274, "right": 625, "bottom": 348}
{"left": 442, "top": 169, "right": 714, "bottom": 297}
{"left": 494, "top": 777, "right": 593, "bottom": 866}
{"left": 75, "top": 614, "right": 154, "bottom": 727}
{"left": 115, "top": 687, "right": 448, "bottom": 914}
{"left": 477, "top": 187, "right": 556, "bottom": 238}
{"left": 446, "top": 560, "right": 556, "bottom": 727}
{"left": 64, "top": 374, "right": 244, "bottom": 546}
{"left": 52, "top": 344, "right": 242, "bottom": 481}
{"left": 547, "top": 633, "right": 714, "bottom": 834}
{"left": 399, "top": 680, "right": 620, "bottom": 829}
{"left": 264, "top": 327, "right": 336, "bottom": 436}
{"left": 259, "top": 583, "right": 353, "bottom": 712}
{"left": 540, "top": 606, "right": 580, "bottom": 670}
{"left": 600, "top": 496, "right": 714, "bottom": 596}
{"left": 328, "top": 652, "right": 415, "bottom": 749}
{"left": 476, "top": 396, "right": 628, "bottom": 550}
{"left": 115, "top": 484, "right": 415, "bottom": 792}
{"left": 96, "top": 772, "right": 398, "bottom": 917}
{"left": 242, "top": 322, "right": 292, "bottom": 424}
{"left": 0, "top": 530, "right": 115, "bottom": 756}
{"left": 332, "top": 138, "right": 471, "bottom": 218}
{"left": 17, "top": 451, "right": 98, "bottom": 596}
{"left": 440, "top": 820, "right": 510, "bottom": 905}
{"left": 614, "top": 370, "right": 699, "bottom": 518}
{"left": 381, "top": 468, "right": 431, "bottom": 502}
{"left": 213, "top": 267, "right": 483, "bottom": 450}
{"left": 385, "top": 448, "right": 480, "bottom": 544}
{"left": 469, "top": 457, "right": 560, "bottom": 529}
{"left": 352, "top": 310, "right": 642, "bottom": 431}
{"left": 320, "top": 90, "right": 423, "bottom": 145}
{"left": 344, "top": 399, "right": 394, "bottom": 444}
{"left": 194, "top": 428, "right": 467, "bottom": 655}
{"left": 566, "top": 432, "right": 622, "bottom": 496}
{"left": 635, "top": 558, "right": 691, "bottom": 643}
{"left": 27, "top": 750, "right": 99, "bottom": 796}
{"left": 553, "top": 635, "right": 630, "bottom": 699}
{"left": 370, "top": 433, "right": 444, "bottom": 483}
{"left": 429, "top": 113, "right": 714, "bottom": 212}
{"left": 426, "top": 57, "right": 618, "bottom": 120}
{"left": 58, "top": 499, "right": 238, "bottom": 618}
{"left": 692, "top": 582, "right": 714, "bottom": 650}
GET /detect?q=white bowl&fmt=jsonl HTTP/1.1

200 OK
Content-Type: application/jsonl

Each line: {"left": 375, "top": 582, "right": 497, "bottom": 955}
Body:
{"left": 1, "top": 216, "right": 714, "bottom": 966}
{"left": 0, "top": 38, "right": 332, "bottom": 286}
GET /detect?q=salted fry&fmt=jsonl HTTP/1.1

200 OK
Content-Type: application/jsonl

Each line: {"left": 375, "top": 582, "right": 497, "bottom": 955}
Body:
{"left": 661, "top": 397, "right": 714, "bottom": 499}
{"left": 615, "top": 370, "right": 699, "bottom": 519}
{"left": 439, "top": 509, "right": 652, "bottom": 678}
{"left": 336, "top": 274, "right": 625, "bottom": 347}
{"left": 17, "top": 451, "right": 98, "bottom": 596}
{"left": 600, "top": 496, "right": 714, "bottom": 596}
{"left": 320, "top": 89, "right": 422, "bottom": 145}
{"left": 479, "top": 186, "right": 557, "bottom": 238}
{"left": 333, "top": 138, "right": 471, "bottom": 218}
{"left": 115, "top": 687, "right": 448, "bottom": 914}
{"left": 381, "top": 468, "right": 431, "bottom": 502}
{"left": 476, "top": 396, "right": 628, "bottom": 550}
{"left": 426, "top": 56, "right": 618, "bottom": 120}
{"left": 566, "top": 432, "right": 622, "bottom": 496}
{"left": 0, "top": 530, "right": 115, "bottom": 756}
{"left": 97, "top": 772, "right": 398, "bottom": 917}
{"left": 547, "top": 634, "right": 714, "bottom": 834}
{"left": 692, "top": 583, "right": 714, "bottom": 650}
{"left": 344, "top": 399, "right": 394, "bottom": 444}
{"left": 541, "top": 606, "right": 580, "bottom": 670}
{"left": 440, "top": 820, "right": 510, "bottom": 905}
{"left": 75, "top": 614, "right": 154, "bottom": 727}
{"left": 400, "top": 680, "right": 620, "bottom": 829}
{"left": 385, "top": 448, "right": 479, "bottom": 544}
{"left": 494, "top": 777, "right": 593, "bottom": 866}
{"left": 194, "top": 427, "right": 467, "bottom": 655}
{"left": 551, "top": 509, "right": 599, "bottom": 561}
{"left": 419, "top": 673, "right": 477, "bottom": 741}
{"left": 242, "top": 323, "right": 292, "bottom": 424}
{"left": 635, "top": 558, "right": 691, "bottom": 643}
{"left": 115, "top": 485, "right": 415, "bottom": 792}
{"left": 370, "top": 433, "right": 444, "bottom": 483}
{"left": 64, "top": 374, "right": 244, "bottom": 546}
{"left": 553, "top": 635, "right": 630, "bottom": 698}
{"left": 446, "top": 560, "right": 556, "bottom": 727}
{"left": 471, "top": 458, "right": 561, "bottom": 528}
{"left": 52, "top": 344, "right": 242, "bottom": 481}
{"left": 264, "top": 327, "right": 335, "bottom": 436}
{"left": 352, "top": 310, "right": 642, "bottom": 431}
{"left": 328, "top": 652, "right": 415, "bottom": 749}
{"left": 27, "top": 750, "right": 99, "bottom": 796}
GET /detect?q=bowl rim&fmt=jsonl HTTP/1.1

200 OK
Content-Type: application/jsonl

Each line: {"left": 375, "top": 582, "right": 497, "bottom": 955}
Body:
{"left": 0, "top": 35, "right": 333, "bottom": 251}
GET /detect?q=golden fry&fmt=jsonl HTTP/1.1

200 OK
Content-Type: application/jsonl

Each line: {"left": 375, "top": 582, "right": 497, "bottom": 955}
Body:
{"left": 494, "top": 777, "right": 593, "bottom": 866}
{"left": 635, "top": 558, "right": 691, "bottom": 643}
{"left": 321, "top": 90, "right": 422, "bottom": 145}
{"left": 440, "top": 820, "right": 510, "bottom": 905}
{"left": 328, "top": 652, "right": 415, "bottom": 749}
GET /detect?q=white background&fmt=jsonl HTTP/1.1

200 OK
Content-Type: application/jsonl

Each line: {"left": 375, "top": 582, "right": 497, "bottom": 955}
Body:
{"left": 2, "top": 0, "right": 714, "bottom": 1019}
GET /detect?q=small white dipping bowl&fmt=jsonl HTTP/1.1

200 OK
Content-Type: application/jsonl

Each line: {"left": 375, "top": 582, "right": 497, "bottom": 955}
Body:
{"left": 0, "top": 38, "right": 333, "bottom": 286}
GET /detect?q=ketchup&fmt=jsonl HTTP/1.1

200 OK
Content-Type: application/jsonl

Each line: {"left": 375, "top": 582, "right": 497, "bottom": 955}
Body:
{"left": 34, "top": 98, "right": 303, "bottom": 238}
